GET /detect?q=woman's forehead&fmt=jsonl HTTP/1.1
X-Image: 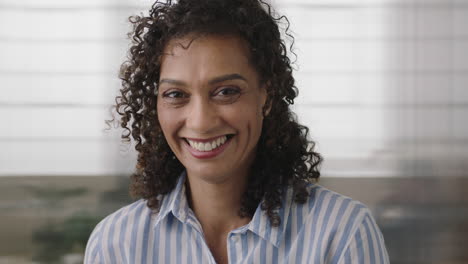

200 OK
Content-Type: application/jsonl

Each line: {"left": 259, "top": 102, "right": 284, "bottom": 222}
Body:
{"left": 159, "top": 34, "right": 258, "bottom": 82}
{"left": 162, "top": 34, "right": 251, "bottom": 61}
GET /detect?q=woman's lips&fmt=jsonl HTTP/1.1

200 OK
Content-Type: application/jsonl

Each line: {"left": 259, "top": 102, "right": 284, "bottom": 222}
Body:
{"left": 183, "top": 135, "right": 233, "bottom": 159}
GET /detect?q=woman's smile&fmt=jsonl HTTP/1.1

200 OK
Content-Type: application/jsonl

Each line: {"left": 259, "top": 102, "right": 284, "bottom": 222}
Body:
{"left": 183, "top": 134, "right": 234, "bottom": 159}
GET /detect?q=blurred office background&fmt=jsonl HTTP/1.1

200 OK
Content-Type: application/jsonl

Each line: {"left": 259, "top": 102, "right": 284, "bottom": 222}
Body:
{"left": 0, "top": 0, "right": 467, "bottom": 263}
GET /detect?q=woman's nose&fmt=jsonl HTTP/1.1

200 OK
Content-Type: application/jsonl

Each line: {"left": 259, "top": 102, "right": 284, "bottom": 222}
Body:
{"left": 185, "top": 96, "right": 219, "bottom": 135}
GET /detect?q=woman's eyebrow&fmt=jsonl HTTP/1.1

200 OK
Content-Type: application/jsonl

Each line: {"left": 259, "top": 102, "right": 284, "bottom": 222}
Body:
{"left": 159, "top": 79, "right": 187, "bottom": 86}
{"left": 208, "top": 73, "right": 247, "bottom": 85}
{"left": 159, "top": 73, "right": 247, "bottom": 87}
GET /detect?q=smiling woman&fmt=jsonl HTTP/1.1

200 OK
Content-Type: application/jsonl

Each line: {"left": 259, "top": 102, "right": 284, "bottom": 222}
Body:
{"left": 84, "top": 0, "right": 389, "bottom": 263}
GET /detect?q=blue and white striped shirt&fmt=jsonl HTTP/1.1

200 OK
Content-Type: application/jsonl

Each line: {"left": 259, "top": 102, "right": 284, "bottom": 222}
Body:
{"left": 84, "top": 173, "right": 389, "bottom": 263}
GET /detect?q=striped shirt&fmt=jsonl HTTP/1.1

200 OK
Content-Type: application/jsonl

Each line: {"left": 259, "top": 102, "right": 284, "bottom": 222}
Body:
{"left": 84, "top": 173, "right": 389, "bottom": 263}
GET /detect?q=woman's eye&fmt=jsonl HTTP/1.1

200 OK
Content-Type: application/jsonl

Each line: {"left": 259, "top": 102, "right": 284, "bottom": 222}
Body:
{"left": 163, "top": 90, "right": 186, "bottom": 99}
{"left": 215, "top": 87, "right": 240, "bottom": 96}
{"left": 213, "top": 86, "right": 241, "bottom": 104}
{"left": 161, "top": 90, "right": 189, "bottom": 106}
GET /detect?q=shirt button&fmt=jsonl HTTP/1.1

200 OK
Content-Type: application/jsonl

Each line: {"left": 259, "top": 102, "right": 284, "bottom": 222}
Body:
{"left": 230, "top": 235, "right": 240, "bottom": 243}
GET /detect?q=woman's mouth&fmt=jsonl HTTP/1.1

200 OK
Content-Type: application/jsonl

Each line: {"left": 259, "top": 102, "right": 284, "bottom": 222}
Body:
{"left": 183, "top": 134, "right": 234, "bottom": 159}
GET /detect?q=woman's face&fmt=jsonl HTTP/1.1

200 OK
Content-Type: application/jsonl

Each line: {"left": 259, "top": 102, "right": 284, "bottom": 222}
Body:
{"left": 157, "top": 34, "right": 267, "bottom": 184}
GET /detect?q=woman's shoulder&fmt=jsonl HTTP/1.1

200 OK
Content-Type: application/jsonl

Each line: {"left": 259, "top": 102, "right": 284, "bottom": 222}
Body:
{"left": 303, "top": 183, "right": 371, "bottom": 217}
{"left": 290, "top": 184, "right": 389, "bottom": 262}
{"left": 84, "top": 199, "right": 151, "bottom": 262}
{"left": 294, "top": 183, "right": 378, "bottom": 238}
{"left": 93, "top": 199, "right": 150, "bottom": 233}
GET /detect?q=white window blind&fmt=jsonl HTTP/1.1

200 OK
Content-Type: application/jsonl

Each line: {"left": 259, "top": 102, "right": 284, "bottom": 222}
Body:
{"left": 277, "top": 0, "right": 468, "bottom": 177}
{"left": 1, "top": 0, "right": 466, "bottom": 177}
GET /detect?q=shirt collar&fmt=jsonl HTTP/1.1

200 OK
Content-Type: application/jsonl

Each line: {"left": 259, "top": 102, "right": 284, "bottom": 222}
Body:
{"left": 153, "top": 170, "right": 294, "bottom": 248}
{"left": 244, "top": 186, "right": 294, "bottom": 248}
{"left": 153, "top": 171, "right": 189, "bottom": 227}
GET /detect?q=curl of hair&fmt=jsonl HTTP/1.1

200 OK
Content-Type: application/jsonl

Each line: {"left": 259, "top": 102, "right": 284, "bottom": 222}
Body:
{"left": 110, "top": 0, "right": 323, "bottom": 226}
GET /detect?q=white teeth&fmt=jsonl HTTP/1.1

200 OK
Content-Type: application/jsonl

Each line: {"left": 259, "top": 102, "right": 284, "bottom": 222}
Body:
{"left": 190, "top": 141, "right": 195, "bottom": 149}
{"left": 220, "top": 136, "right": 227, "bottom": 145}
{"left": 204, "top": 142, "right": 212, "bottom": 151}
{"left": 187, "top": 135, "right": 229, "bottom": 152}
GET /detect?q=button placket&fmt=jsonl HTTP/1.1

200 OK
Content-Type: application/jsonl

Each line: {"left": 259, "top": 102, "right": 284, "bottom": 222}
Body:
{"left": 230, "top": 234, "right": 240, "bottom": 243}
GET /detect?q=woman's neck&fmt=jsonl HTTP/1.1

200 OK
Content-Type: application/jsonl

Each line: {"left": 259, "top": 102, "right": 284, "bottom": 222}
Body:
{"left": 184, "top": 171, "right": 253, "bottom": 264}
{"left": 185, "top": 172, "right": 251, "bottom": 234}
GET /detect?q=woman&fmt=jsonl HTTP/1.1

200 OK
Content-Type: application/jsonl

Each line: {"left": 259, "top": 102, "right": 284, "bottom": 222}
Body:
{"left": 85, "top": 0, "right": 389, "bottom": 263}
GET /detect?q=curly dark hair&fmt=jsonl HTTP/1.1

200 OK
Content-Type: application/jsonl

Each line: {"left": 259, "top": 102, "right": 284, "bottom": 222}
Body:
{"left": 111, "top": 0, "right": 323, "bottom": 227}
